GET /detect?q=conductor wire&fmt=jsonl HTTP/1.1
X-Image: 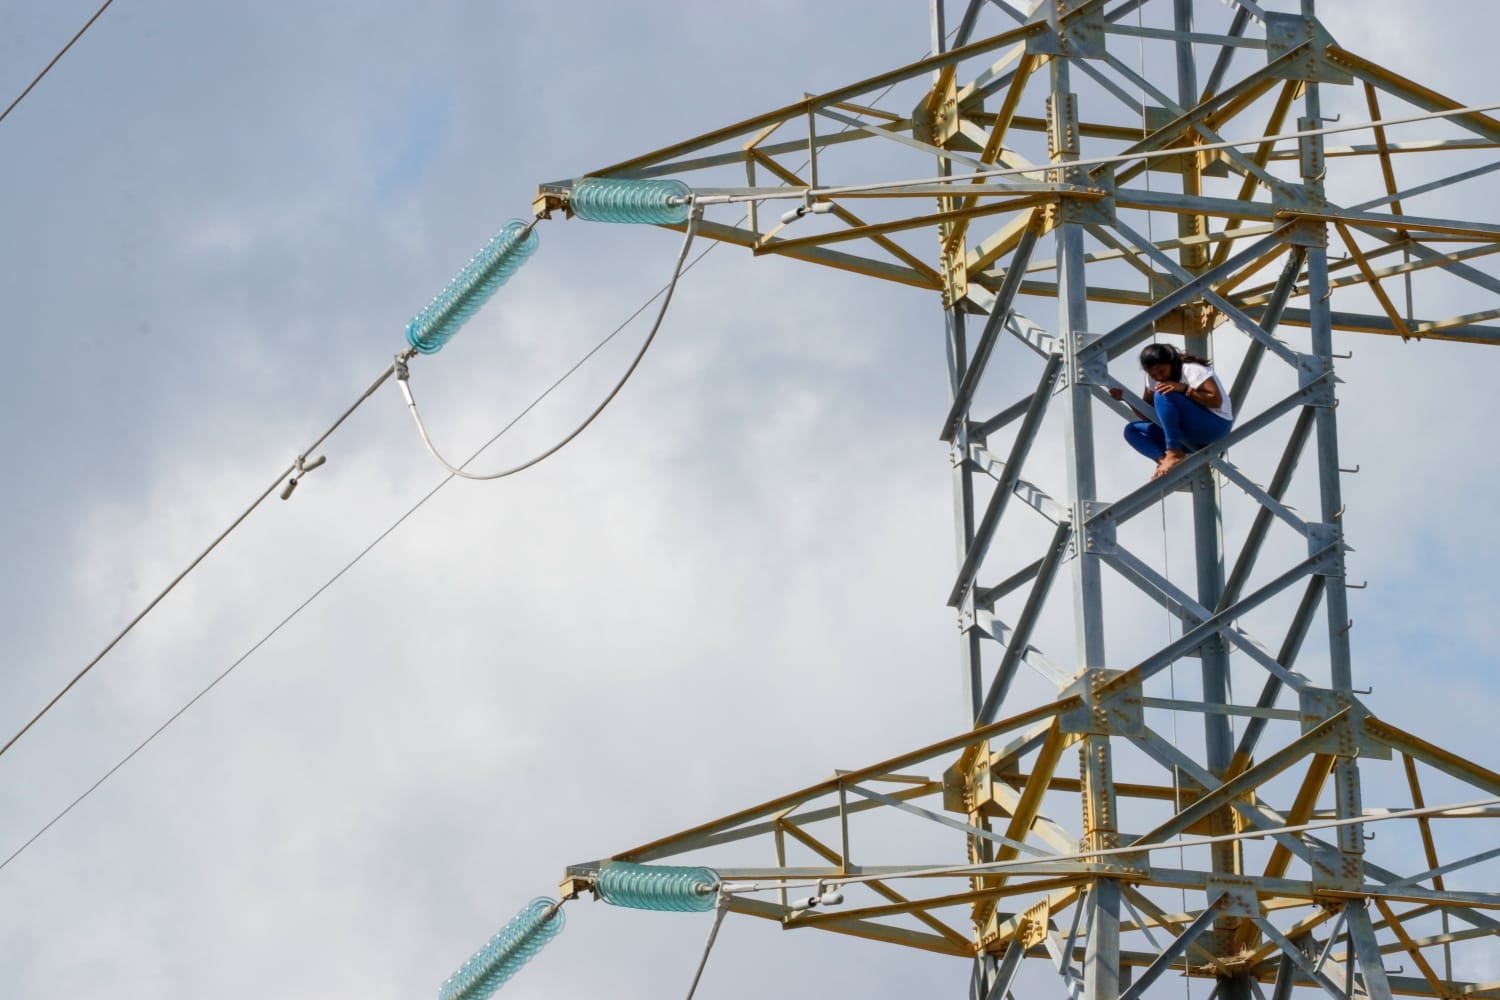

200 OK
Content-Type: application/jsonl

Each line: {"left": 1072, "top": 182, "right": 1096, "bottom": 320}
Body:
{"left": 398, "top": 205, "right": 703, "bottom": 481}
{"left": 0, "top": 0, "right": 117, "bottom": 129}
{"left": 0, "top": 361, "right": 402, "bottom": 765}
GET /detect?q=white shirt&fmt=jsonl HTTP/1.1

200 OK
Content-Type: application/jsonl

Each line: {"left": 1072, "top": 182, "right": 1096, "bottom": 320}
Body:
{"left": 1181, "top": 362, "right": 1233, "bottom": 421}
{"left": 1149, "top": 362, "right": 1233, "bottom": 421}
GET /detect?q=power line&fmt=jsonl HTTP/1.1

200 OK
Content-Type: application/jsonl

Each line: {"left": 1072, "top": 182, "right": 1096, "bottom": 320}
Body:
{"left": 0, "top": 0, "right": 118, "bottom": 129}
{"left": 0, "top": 230, "right": 728, "bottom": 876}
{"left": 0, "top": 362, "right": 399, "bottom": 764}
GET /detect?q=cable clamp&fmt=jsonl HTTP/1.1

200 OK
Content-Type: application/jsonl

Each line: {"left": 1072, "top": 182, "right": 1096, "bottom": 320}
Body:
{"left": 280, "top": 452, "right": 328, "bottom": 501}
{"left": 394, "top": 353, "right": 411, "bottom": 382}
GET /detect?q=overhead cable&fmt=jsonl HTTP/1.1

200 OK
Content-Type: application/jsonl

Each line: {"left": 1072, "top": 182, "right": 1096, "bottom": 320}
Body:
{"left": 0, "top": 0, "right": 118, "bottom": 129}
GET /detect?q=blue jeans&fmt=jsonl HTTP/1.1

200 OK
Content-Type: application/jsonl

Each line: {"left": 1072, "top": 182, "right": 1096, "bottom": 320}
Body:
{"left": 1124, "top": 390, "right": 1232, "bottom": 460}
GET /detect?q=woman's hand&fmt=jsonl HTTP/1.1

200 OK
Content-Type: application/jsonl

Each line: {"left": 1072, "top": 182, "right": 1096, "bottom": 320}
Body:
{"left": 1108, "top": 387, "right": 1124, "bottom": 401}
{"left": 1156, "top": 380, "right": 1186, "bottom": 395}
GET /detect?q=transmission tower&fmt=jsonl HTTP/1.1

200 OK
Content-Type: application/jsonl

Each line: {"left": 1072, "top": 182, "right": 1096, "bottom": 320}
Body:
{"left": 534, "top": 2, "right": 1500, "bottom": 996}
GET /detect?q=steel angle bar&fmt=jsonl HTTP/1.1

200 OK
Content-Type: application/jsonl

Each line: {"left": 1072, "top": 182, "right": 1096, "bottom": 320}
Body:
{"left": 843, "top": 782, "right": 1054, "bottom": 858}
{"left": 1080, "top": 230, "right": 1287, "bottom": 362}
{"left": 1096, "top": 50, "right": 1282, "bottom": 190}
{"left": 1277, "top": 307, "right": 1500, "bottom": 344}
{"left": 1106, "top": 22, "right": 1264, "bottom": 51}
{"left": 967, "top": 444, "right": 1069, "bottom": 524}
{"left": 1221, "top": 406, "right": 1316, "bottom": 607}
{"left": 814, "top": 103, "right": 991, "bottom": 171}
{"left": 1202, "top": 7, "right": 1255, "bottom": 100}
{"left": 1344, "top": 903, "right": 1394, "bottom": 998}
{"left": 1139, "top": 697, "right": 1300, "bottom": 722}
{"left": 972, "top": 397, "right": 1034, "bottom": 441}
{"left": 1328, "top": 46, "right": 1500, "bottom": 145}
{"left": 942, "top": 225, "right": 1043, "bottom": 441}
{"left": 1353, "top": 225, "right": 1500, "bottom": 300}
{"left": 1296, "top": 206, "right": 1500, "bottom": 243}
{"left": 1363, "top": 717, "right": 1500, "bottom": 799}
{"left": 612, "top": 696, "right": 1084, "bottom": 862}
{"left": 663, "top": 218, "right": 937, "bottom": 289}
{"left": 1234, "top": 578, "right": 1323, "bottom": 765}
{"left": 1114, "top": 186, "right": 1278, "bottom": 222}
{"left": 1131, "top": 714, "right": 1349, "bottom": 850}
{"left": 1119, "top": 887, "right": 1235, "bottom": 975}
{"left": 1250, "top": 916, "right": 1348, "bottom": 1000}
{"left": 951, "top": 358, "right": 1063, "bottom": 607}
{"left": 1093, "top": 374, "right": 1331, "bottom": 529}
{"left": 1209, "top": 456, "right": 1310, "bottom": 537}
{"left": 978, "top": 520, "right": 1071, "bottom": 724}
{"left": 589, "top": 22, "right": 1046, "bottom": 178}
{"left": 1353, "top": 158, "right": 1500, "bottom": 215}
{"left": 1118, "top": 894, "right": 1226, "bottom": 1000}
{"left": 974, "top": 555, "right": 1044, "bottom": 608}
{"left": 1112, "top": 219, "right": 1302, "bottom": 367}
{"left": 977, "top": 613, "right": 1072, "bottom": 687}
{"left": 1090, "top": 44, "right": 1303, "bottom": 187}
{"left": 1386, "top": 844, "right": 1500, "bottom": 892}
{"left": 1099, "top": 542, "right": 1330, "bottom": 691}
{"left": 1231, "top": 244, "right": 1307, "bottom": 412}
{"left": 1131, "top": 731, "right": 1321, "bottom": 870}
{"left": 985, "top": 940, "right": 1026, "bottom": 1000}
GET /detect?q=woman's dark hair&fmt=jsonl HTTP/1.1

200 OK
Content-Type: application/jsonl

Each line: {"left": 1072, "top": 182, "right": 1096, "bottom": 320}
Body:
{"left": 1138, "top": 342, "right": 1208, "bottom": 379}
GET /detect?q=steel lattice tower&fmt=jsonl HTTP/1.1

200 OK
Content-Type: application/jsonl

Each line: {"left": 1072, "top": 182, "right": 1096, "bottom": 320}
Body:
{"left": 536, "top": 2, "right": 1500, "bottom": 995}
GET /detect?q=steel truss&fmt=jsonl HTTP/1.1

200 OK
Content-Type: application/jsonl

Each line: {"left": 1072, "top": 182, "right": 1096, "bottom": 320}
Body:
{"left": 539, "top": 1, "right": 1500, "bottom": 996}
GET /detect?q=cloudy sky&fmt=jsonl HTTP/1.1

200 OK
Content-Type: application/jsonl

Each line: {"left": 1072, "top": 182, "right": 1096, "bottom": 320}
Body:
{"left": 2, "top": 2, "right": 1499, "bottom": 998}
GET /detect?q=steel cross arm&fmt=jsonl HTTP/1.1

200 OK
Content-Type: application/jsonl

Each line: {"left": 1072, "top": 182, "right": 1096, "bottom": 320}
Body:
{"left": 1078, "top": 229, "right": 1287, "bottom": 363}
{"left": 976, "top": 520, "right": 1071, "bottom": 725}
{"left": 949, "top": 355, "right": 1063, "bottom": 606}
{"left": 1117, "top": 893, "right": 1227, "bottom": 1000}
{"left": 1090, "top": 373, "right": 1332, "bottom": 529}
{"left": 605, "top": 696, "right": 1083, "bottom": 863}
{"left": 842, "top": 782, "right": 1054, "bottom": 858}
{"left": 941, "top": 223, "right": 1043, "bottom": 442}
{"left": 1099, "top": 541, "right": 1330, "bottom": 691}
{"left": 656, "top": 218, "right": 937, "bottom": 289}
{"left": 1112, "top": 218, "right": 1304, "bottom": 367}
{"left": 585, "top": 22, "right": 1047, "bottom": 179}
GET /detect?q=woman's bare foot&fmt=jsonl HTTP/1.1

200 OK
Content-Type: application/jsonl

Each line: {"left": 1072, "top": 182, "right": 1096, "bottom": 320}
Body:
{"left": 1152, "top": 449, "right": 1186, "bottom": 479}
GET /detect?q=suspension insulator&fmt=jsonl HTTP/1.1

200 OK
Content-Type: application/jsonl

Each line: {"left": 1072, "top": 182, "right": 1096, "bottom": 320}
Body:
{"left": 594, "top": 861, "right": 720, "bottom": 912}
{"left": 438, "top": 897, "right": 564, "bottom": 1000}
{"left": 569, "top": 178, "right": 692, "bottom": 225}
{"left": 406, "top": 219, "right": 539, "bottom": 355}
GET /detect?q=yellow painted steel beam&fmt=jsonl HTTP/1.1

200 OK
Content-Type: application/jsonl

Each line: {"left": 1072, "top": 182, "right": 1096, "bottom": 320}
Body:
{"left": 1375, "top": 897, "right": 1449, "bottom": 997}
{"left": 1335, "top": 222, "right": 1412, "bottom": 339}
{"left": 748, "top": 149, "right": 941, "bottom": 284}
{"left": 776, "top": 820, "right": 972, "bottom": 949}
{"left": 1328, "top": 46, "right": 1500, "bottom": 145}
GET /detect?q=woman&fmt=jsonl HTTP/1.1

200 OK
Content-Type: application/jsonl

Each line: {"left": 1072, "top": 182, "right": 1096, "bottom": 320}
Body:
{"left": 1109, "top": 343, "right": 1233, "bottom": 479}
